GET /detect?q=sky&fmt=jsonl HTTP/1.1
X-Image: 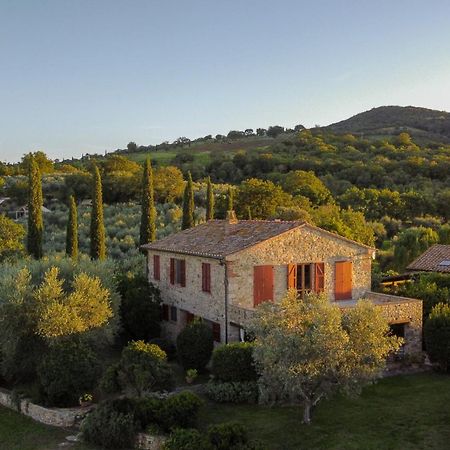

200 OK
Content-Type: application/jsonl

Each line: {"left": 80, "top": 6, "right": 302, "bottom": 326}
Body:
{"left": 1, "top": 0, "right": 450, "bottom": 163}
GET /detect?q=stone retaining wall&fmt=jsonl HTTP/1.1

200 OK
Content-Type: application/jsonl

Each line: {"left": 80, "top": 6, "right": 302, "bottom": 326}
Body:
{"left": 0, "top": 387, "right": 91, "bottom": 427}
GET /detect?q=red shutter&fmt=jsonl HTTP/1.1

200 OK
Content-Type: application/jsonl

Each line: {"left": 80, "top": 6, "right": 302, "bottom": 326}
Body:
{"left": 212, "top": 322, "right": 221, "bottom": 342}
{"left": 153, "top": 255, "right": 160, "bottom": 280}
{"left": 162, "top": 304, "right": 169, "bottom": 321}
{"left": 335, "top": 261, "right": 352, "bottom": 300}
{"left": 180, "top": 260, "right": 186, "bottom": 287}
{"left": 169, "top": 258, "right": 175, "bottom": 284}
{"left": 314, "top": 263, "right": 325, "bottom": 293}
{"left": 202, "top": 263, "right": 211, "bottom": 293}
{"left": 287, "top": 264, "right": 297, "bottom": 289}
{"left": 253, "top": 265, "right": 274, "bottom": 307}
{"left": 186, "top": 312, "right": 195, "bottom": 323}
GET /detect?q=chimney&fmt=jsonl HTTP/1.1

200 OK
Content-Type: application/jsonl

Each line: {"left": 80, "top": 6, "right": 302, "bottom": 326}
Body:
{"left": 226, "top": 210, "right": 238, "bottom": 224}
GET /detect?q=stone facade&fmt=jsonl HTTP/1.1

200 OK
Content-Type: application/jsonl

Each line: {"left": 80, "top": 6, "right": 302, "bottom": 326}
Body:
{"left": 0, "top": 387, "right": 91, "bottom": 427}
{"left": 146, "top": 221, "right": 422, "bottom": 354}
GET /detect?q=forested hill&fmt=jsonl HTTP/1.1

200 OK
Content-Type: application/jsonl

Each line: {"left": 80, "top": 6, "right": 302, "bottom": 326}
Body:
{"left": 324, "top": 106, "right": 450, "bottom": 142}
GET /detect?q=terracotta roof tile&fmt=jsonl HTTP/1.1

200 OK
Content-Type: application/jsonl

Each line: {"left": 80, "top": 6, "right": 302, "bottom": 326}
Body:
{"left": 406, "top": 244, "right": 450, "bottom": 273}
{"left": 141, "top": 219, "right": 372, "bottom": 259}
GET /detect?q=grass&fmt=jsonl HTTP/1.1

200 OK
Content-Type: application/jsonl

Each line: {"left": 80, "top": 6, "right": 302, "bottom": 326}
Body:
{"left": 0, "top": 406, "right": 94, "bottom": 450}
{"left": 198, "top": 373, "right": 450, "bottom": 450}
{"left": 2, "top": 373, "right": 448, "bottom": 449}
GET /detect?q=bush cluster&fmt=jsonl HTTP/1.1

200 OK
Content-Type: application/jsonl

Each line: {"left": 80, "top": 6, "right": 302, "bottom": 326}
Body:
{"left": 37, "top": 338, "right": 100, "bottom": 407}
{"left": 205, "top": 381, "right": 258, "bottom": 404}
{"left": 100, "top": 340, "right": 173, "bottom": 397}
{"left": 81, "top": 399, "right": 137, "bottom": 449}
{"left": 211, "top": 343, "right": 257, "bottom": 382}
{"left": 176, "top": 319, "right": 214, "bottom": 371}
{"left": 424, "top": 303, "right": 450, "bottom": 372}
{"left": 82, "top": 391, "right": 203, "bottom": 448}
{"left": 164, "top": 422, "right": 264, "bottom": 450}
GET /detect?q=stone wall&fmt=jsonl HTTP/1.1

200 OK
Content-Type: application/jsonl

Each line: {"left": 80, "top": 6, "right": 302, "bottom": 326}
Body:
{"left": 0, "top": 387, "right": 91, "bottom": 427}
{"left": 365, "top": 292, "right": 423, "bottom": 355}
{"left": 226, "top": 226, "right": 373, "bottom": 311}
{"left": 147, "top": 251, "right": 227, "bottom": 341}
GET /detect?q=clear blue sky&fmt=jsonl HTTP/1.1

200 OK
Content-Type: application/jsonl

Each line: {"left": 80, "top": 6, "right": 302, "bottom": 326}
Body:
{"left": 1, "top": 0, "right": 450, "bottom": 163}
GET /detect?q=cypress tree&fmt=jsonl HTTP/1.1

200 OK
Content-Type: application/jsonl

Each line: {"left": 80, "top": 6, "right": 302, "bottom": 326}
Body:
{"left": 90, "top": 165, "right": 106, "bottom": 260}
{"left": 227, "top": 186, "right": 234, "bottom": 211}
{"left": 66, "top": 195, "right": 78, "bottom": 259}
{"left": 140, "top": 157, "right": 157, "bottom": 245}
{"left": 206, "top": 176, "right": 214, "bottom": 221}
{"left": 181, "top": 171, "right": 195, "bottom": 230}
{"left": 27, "top": 155, "right": 43, "bottom": 258}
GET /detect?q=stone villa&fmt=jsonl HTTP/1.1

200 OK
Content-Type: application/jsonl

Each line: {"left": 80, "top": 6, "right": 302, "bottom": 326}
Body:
{"left": 142, "top": 214, "right": 422, "bottom": 355}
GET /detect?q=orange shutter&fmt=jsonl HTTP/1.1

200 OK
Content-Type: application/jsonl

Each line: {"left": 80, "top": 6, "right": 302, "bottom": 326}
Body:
{"left": 180, "top": 260, "right": 186, "bottom": 287}
{"left": 169, "top": 258, "right": 175, "bottom": 284}
{"left": 335, "top": 261, "right": 352, "bottom": 300}
{"left": 287, "top": 264, "right": 297, "bottom": 289}
{"left": 314, "top": 263, "right": 325, "bottom": 293}
{"left": 254, "top": 265, "right": 274, "bottom": 307}
{"left": 153, "top": 255, "right": 160, "bottom": 280}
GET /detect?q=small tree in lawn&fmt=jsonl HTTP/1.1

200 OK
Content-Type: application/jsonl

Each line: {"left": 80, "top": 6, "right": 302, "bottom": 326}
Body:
{"left": 248, "top": 290, "right": 402, "bottom": 424}
{"left": 181, "top": 171, "right": 194, "bottom": 230}
{"left": 176, "top": 319, "right": 214, "bottom": 371}
{"left": 27, "top": 154, "right": 44, "bottom": 259}
{"left": 206, "top": 176, "right": 214, "bottom": 221}
{"left": 139, "top": 157, "right": 156, "bottom": 246}
{"left": 425, "top": 303, "right": 450, "bottom": 372}
{"left": 66, "top": 195, "right": 78, "bottom": 259}
{"left": 90, "top": 165, "right": 106, "bottom": 260}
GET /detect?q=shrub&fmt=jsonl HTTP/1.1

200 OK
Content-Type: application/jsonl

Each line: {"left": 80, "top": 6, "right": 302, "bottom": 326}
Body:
{"left": 157, "top": 391, "right": 203, "bottom": 431}
{"left": 149, "top": 337, "right": 177, "bottom": 360}
{"left": 164, "top": 428, "right": 212, "bottom": 450}
{"left": 118, "top": 273, "right": 161, "bottom": 343}
{"left": 81, "top": 400, "right": 137, "bottom": 449}
{"left": 101, "top": 340, "right": 173, "bottom": 397}
{"left": 205, "top": 381, "right": 258, "bottom": 404}
{"left": 211, "top": 343, "right": 257, "bottom": 382}
{"left": 207, "top": 422, "right": 250, "bottom": 450}
{"left": 176, "top": 319, "right": 214, "bottom": 371}
{"left": 425, "top": 303, "right": 450, "bottom": 372}
{"left": 37, "top": 338, "right": 100, "bottom": 407}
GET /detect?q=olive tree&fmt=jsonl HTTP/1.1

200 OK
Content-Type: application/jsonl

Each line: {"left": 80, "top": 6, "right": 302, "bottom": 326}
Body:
{"left": 248, "top": 290, "right": 402, "bottom": 424}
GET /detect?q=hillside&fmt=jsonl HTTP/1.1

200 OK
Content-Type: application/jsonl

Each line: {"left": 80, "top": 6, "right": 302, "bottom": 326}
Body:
{"left": 324, "top": 106, "right": 450, "bottom": 142}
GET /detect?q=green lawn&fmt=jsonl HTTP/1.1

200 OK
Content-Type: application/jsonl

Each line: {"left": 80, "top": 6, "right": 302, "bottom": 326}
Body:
{"left": 2, "top": 373, "right": 448, "bottom": 449}
{"left": 199, "top": 373, "right": 450, "bottom": 450}
{"left": 0, "top": 406, "right": 94, "bottom": 450}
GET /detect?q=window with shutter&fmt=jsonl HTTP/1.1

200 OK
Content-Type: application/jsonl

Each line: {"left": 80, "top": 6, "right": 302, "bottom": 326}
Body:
{"left": 335, "top": 261, "right": 352, "bottom": 300}
{"left": 169, "top": 258, "right": 175, "bottom": 284}
{"left": 314, "top": 262, "right": 325, "bottom": 293}
{"left": 170, "top": 306, "right": 178, "bottom": 322}
{"left": 202, "top": 263, "right": 211, "bottom": 293}
{"left": 287, "top": 264, "right": 297, "bottom": 289}
{"left": 153, "top": 255, "right": 160, "bottom": 280}
{"left": 161, "top": 304, "right": 169, "bottom": 321}
{"left": 170, "top": 258, "right": 186, "bottom": 287}
{"left": 253, "top": 265, "right": 274, "bottom": 307}
{"left": 212, "top": 322, "right": 221, "bottom": 342}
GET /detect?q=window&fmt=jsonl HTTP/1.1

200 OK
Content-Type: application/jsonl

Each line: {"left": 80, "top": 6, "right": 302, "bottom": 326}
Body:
{"left": 170, "top": 306, "right": 178, "bottom": 322}
{"left": 170, "top": 258, "right": 186, "bottom": 286}
{"left": 153, "top": 255, "right": 160, "bottom": 280}
{"left": 287, "top": 263, "right": 325, "bottom": 299}
{"left": 253, "top": 265, "right": 274, "bottom": 306}
{"left": 202, "top": 263, "right": 211, "bottom": 293}
{"left": 334, "top": 261, "right": 352, "bottom": 300}
{"left": 161, "top": 304, "right": 169, "bottom": 321}
{"left": 212, "top": 322, "right": 221, "bottom": 342}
